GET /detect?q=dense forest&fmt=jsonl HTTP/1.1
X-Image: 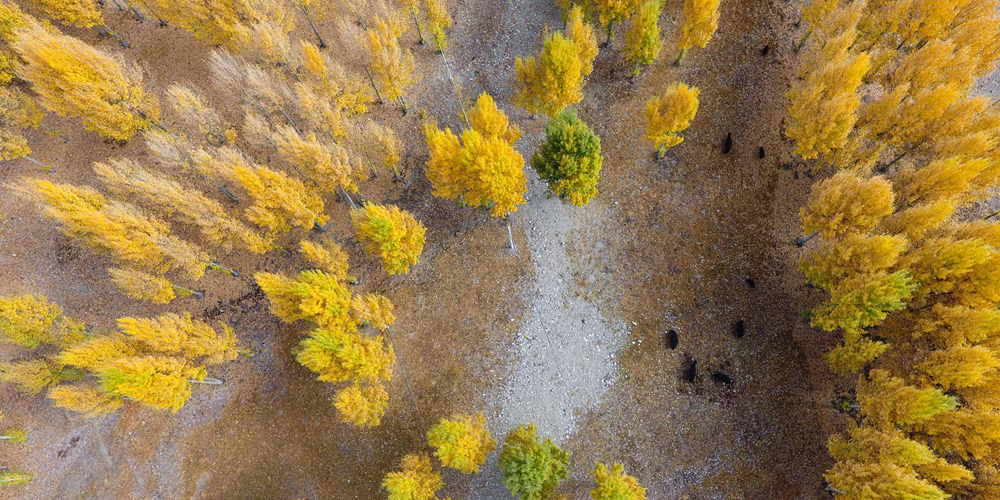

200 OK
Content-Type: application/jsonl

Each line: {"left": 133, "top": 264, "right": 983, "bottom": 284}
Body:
{"left": 1, "top": 0, "right": 999, "bottom": 498}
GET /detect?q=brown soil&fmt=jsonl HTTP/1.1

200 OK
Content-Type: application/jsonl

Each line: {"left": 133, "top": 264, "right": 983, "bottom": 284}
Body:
{"left": 0, "top": 0, "right": 846, "bottom": 498}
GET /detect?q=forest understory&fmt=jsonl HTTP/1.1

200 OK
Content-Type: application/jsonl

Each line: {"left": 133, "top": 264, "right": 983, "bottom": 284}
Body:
{"left": 1, "top": 0, "right": 997, "bottom": 499}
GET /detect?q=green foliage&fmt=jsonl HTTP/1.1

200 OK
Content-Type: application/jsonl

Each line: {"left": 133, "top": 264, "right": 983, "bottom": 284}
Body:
{"left": 530, "top": 109, "right": 602, "bottom": 206}
{"left": 499, "top": 424, "right": 570, "bottom": 500}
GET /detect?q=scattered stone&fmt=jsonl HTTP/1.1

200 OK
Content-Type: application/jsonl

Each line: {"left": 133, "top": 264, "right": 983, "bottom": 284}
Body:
{"left": 758, "top": 146, "right": 765, "bottom": 159}
{"left": 723, "top": 132, "right": 733, "bottom": 154}
{"left": 686, "top": 360, "right": 697, "bottom": 382}
{"left": 745, "top": 278, "right": 756, "bottom": 289}
{"left": 712, "top": 372, "right": 733, "bottom": 385}
{"left": 735, "top": 319, "right": 746, "bottom": 338}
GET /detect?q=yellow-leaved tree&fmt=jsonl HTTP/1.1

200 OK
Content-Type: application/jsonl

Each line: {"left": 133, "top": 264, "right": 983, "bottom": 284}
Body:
{"left": 514, "top": 32, "right": 585, "bottom": 117}
{"left": 383, "top": 453, "right": 445, "bottom": 500}
{"left": 1, "top": 308, "right": 240, "bottom": 417}
{"left": 785, "top": 1, "right": 869, "bottom": 162}
{"left": 593, "top": 0, "right": 641, "bottom": 44}
{"left": 675, "top": 0, "right": 721, "bottom": 65}
{"left": 108, "top": 268, "right": 200, "bottom": 304}
{"left": 0, "top": 294, "right": 84, "bottom": 349}
{"left": 255, "top": 268, "right": 396, "bottom": 427}
{"left": 366, "top": 15, "right": 419, "bottom": 113}
{"left": 0, "top": 86, "right": 47, "bottom": 168}
{"left": 21, "top": 180, "right": 212, "bottom": 280}
{"left": 21, "top": 0, "right": 128, "bottom": 47}
{"left": 645, "top": 82, "right": 700, "bottom": 157}
{"left": 624, "top": 0, "right": 663, "bottom": 76}
{"left": 591, "top": 462, "right": 647, "bottom": 500}
{"left": 566, "top": 5, "right": 599, "bottom": 77}
{"left": 351, "top": 203, "right": 427, "bottom": 275}
{"left": 191, "top": 146, "right": 329, "bottom": 235}
{"left": 13, "top": 22, "right": 159, "bottom": 140}
{"left": 425, "top": 0, "right": 452, "bottom": 52}
{"left": 424, "top": 93, "right": 527, "bottom": 217}
{"left": 427, "top": 412, "right": 497, "bottom": 474}
{"left": 94, "top": 157, "right": 272, "bottom": 254}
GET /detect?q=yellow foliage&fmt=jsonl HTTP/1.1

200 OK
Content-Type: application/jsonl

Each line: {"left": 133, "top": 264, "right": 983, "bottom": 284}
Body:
{"left": 677, "top": 0, "right": 721, "bottom": 51}
{"left": 204, "top": 149, "right": 328, "bottom": 234}
{"left": 334, "top": 382, "right": 388, "bottom": 427}
{"left": 858, "top": 369, "right": 958, "bottom": 428}
{"left": 0, "top": 294, "right": 84, "bottom": 349}
{"left": 351, "top": 293, "right": 396, "bottom": 332}
{"left": 351, "top": 203, "right": 427, "bottom": 275}
{"left": 565, "top": 5, "right": 598, "bottom": 77}
{"left": 47, "top": 384, "right": 123, "bottom": 418}
{"left": 165, "top": 84, "right": 234, "bottom": 146}
{"left": 881, "top": 199, "right": 957, "bottom": 242}
{"left": 118, "top": 313, "right": 238, "bottom": 365}
{"left": 94, "top": 158, "right": 271, "bottom": 253}
{"left": 425, "top": 0, "right": 452, "bottom": 52}
{"left": 590, "top": 462, "right": 647, "bottom": 500}
{"left": 800, "top": 233, "right": 908, "bottom": 292}
{"left": 424, "top": 93, "right": 527, "bottom": 217}
{"left": 108, "top": 268, "right": 177, "bottom": 304}
{"left": 645, "top": 82, "right": 700, "bottom": 155}
{"left": 0, "top": 359, "right": 61, "bottom": 394}
{"left": 514, "top": 32, "right": 585, "bottom": 117}
{"left": 593, "top": 0, "right": 641, "bottom": 42}
{"left": 25, "top": 180, "right": 210, "bottom": 279}
{"left": 255, "top": 270, "right": 354, "bottom": 330}
{"left": 801, "top": 171, "right": 894, "bottom": 237}
{"left": 24, "top": 0, "right": 103, "bottom": 28}
{"left": 367, "top": 16, "right": 418, "bottom": 102}
{"left": 786, "top": 2, "right": 869, "bottom": 160}
{"left": 275, "top": 124, "right": 356, "bottom": 193}
{"left": 427, "top": 412, "right": 496, "bottom": 474}
{"left": 297, "top": 328, "right": 395, "bottom": 384}
{"left": 0, "top": 86, "right": 43, "bottom": 130}
{"left": 801, "top": 0, "right": 837, "bottom": 25}
{"left": 921, "top": 409, "right": 1000, "bottom": 462}
{"left": 383, "top": 453, "right": 444, "bottom": 500}
{"left": 916, "top": 346, "right": 1000, "bottom": 390}
{"left": 624, "top": 0, "right": 663, "bottom": 76}
{"left": 897, "top": 157, "right": 990, "bottom": 207}
{"left": 99, "top": 355, "right": 205, "bottom": 412}
{"left": 57, "top": 335, "right": 137, "bottom": 372}
{"left": 14, "top": 22, "right": 159, "bottom": 140}
{"left": 825, "top": 425, "right": 954, "bottom": 500}
{"left": 0, "top": 128, "right": 30, "bottom": 161}
{"left": 300, "top": 239, "right": 353, "bottom": 282}
{"left": 900, "top": 237, "right": 994, "bottom": 300}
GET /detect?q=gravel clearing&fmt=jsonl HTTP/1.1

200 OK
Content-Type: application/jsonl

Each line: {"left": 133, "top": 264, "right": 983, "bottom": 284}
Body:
{"left": 496, "top": 189, "right": 628, "bottom": 442}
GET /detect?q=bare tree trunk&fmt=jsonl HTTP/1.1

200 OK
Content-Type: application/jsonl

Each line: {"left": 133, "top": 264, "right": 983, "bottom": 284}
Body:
{"left": 39, "top": 122, "right": 70, "bottom": 142}
{"left": 796, "top": 231, "right": 819, "bottom": 247}
{"left": 440, "top": 50, "right": 471, "bottom": 127}
{"left": 172, "top": 284, "right": 204, "bottom": 299}
{"left": 411, "top": 9, "right": 425, "bottom": 44}
{"left": 303, "top": 9, "right": 327, "bottom": 48}
{"left": 364, "top": 65, "right": 385, "bottom": 104}
{"left": 189, "top": 377, "right": 223, "bottom": 385}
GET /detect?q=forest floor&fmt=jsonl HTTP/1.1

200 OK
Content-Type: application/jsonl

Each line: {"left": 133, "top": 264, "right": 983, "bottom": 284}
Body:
{"left": 0, "top": 0, "right": 846, "bottom": 498}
